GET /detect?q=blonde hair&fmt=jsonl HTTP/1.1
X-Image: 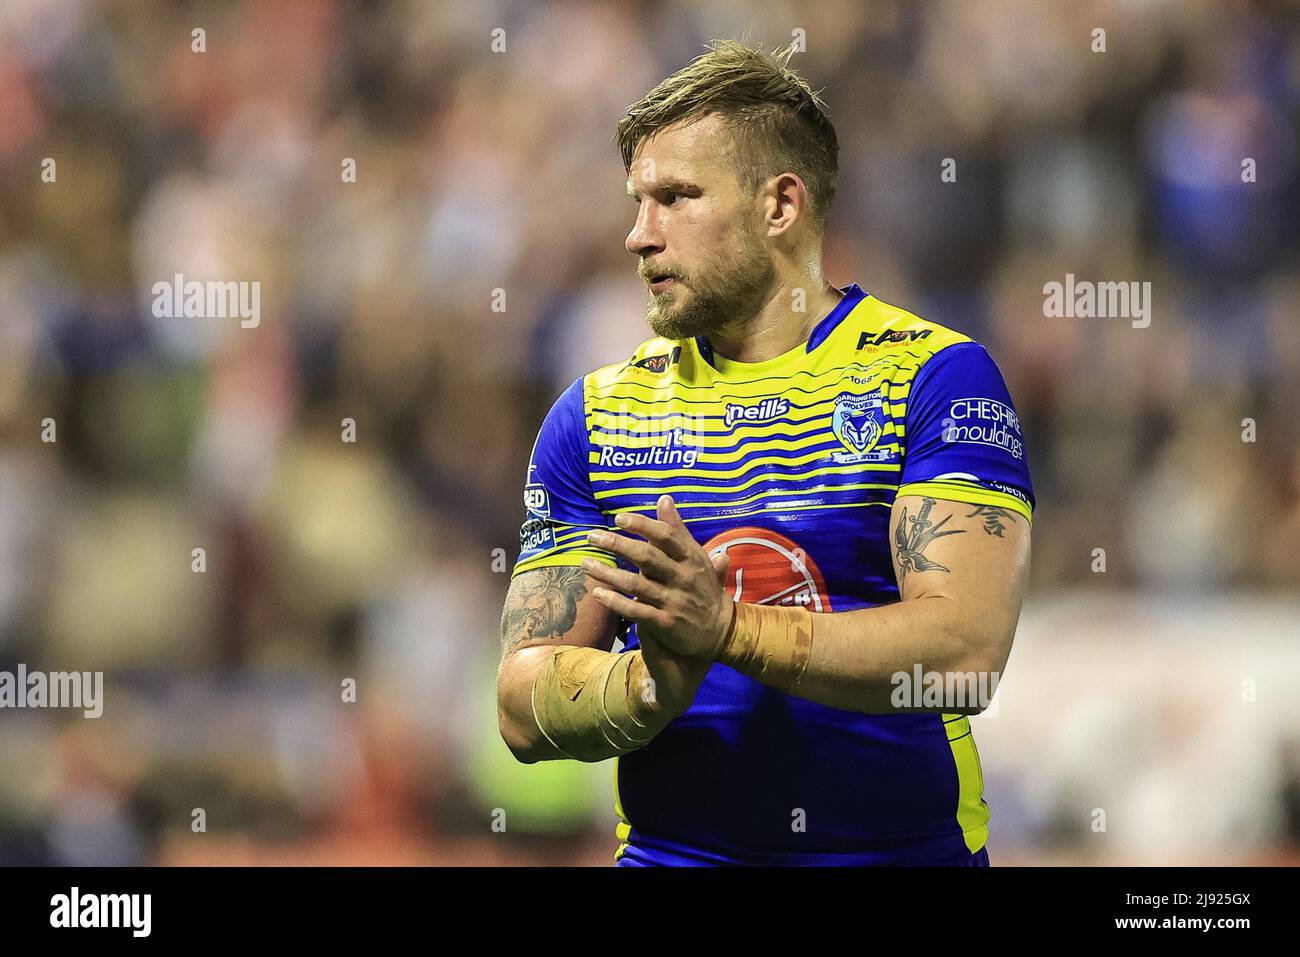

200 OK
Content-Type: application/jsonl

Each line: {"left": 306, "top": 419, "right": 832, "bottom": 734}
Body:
{"left": 616, "top": 39, "right": 839, "bottom": 233}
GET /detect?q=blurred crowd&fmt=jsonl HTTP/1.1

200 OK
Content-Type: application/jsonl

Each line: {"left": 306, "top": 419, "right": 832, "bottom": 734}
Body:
{"left": 0, "top": 0, "right": 1297, "bottom": 865}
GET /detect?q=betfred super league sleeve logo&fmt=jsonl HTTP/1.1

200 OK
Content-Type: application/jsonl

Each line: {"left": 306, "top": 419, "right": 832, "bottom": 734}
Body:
{"left": 519, "top": 466, "right": 555, "bottom": 553}
{"left": 830, "top": 391, "right": 892, "bottom": 463}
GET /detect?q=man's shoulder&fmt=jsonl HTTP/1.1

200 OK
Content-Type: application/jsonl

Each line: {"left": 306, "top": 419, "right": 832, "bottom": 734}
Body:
{"left": 835, "top": 294, "right": 977, "bottom": 362}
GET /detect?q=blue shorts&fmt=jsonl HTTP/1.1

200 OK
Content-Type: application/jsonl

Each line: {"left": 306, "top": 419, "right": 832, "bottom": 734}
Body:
{"left": 615, "top": 844, "right": 991, "bottom": 867}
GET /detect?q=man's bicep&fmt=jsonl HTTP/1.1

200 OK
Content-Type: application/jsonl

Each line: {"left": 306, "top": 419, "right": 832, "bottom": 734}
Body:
{"left": 499, "top": 564, "right": 620, "bottom": 656}
{"left": 888, "top": 495, "right": 1030, "bottom": 665}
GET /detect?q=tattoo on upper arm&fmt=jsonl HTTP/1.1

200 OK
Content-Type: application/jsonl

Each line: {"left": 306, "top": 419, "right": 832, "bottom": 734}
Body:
{"left": 967, "top": 505, "right": 1019, "bottom": 537}
{"left": 894, "top": 497, "right": 965, "bottom": 581}
{"left": 500, "top": 566, "right": 588, "bottom": 654}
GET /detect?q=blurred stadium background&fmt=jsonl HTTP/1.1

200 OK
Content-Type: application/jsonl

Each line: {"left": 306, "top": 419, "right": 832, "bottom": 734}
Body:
{"left": 0, "top": 0, "right": 1298, "bottom": 866}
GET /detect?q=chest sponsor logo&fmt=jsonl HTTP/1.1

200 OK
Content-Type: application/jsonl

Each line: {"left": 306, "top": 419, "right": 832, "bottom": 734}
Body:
{"left": 703, "top": 527, "right": 832, "bottom": 613}
{"left": 830, "top": 391, "right": 893, "bottom": 463}
{"left": 597, "top": 429, "right": 699, "bottom": 468}
{"left": 942, "top": 397, "right": 1024, "bottom": 460}
{"left": 724, "top": 397, "right": 789, "bottom": 428}
{"left": 856, "top": 328, "right": 932, "bottom": 350}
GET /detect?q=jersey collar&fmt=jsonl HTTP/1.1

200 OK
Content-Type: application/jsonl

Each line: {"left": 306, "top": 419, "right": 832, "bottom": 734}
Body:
{"left": 694, "top": 281, "right": 867, "bottom": 369}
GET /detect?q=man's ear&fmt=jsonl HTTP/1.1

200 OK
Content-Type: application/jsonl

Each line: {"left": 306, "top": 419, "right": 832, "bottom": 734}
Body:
{"left": 764, "top": 172, "right": 806, "bottom": 236}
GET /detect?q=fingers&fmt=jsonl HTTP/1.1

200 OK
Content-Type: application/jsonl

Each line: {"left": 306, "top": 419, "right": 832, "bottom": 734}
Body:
{"left": 581, "top": 557, "right": 667, "bottom": 606}
{"left": 656, "top": 493, "right": 686, "bottom": 531}
{"left": 590, "top": 586, "right": 669, "bottom": 630}
{"left": 608, "top": 495, "right": 693, "bottom": 561}
{"left": 710, "top": 549, "right": 730, "bottom": 586}
{"left": 587, "top": 528, "right": 677, "bottom": 579}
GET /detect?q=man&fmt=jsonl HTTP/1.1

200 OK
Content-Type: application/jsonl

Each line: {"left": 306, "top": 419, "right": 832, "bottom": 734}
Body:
{"left": 497, "top": 40, "right": 1032, "bottom": 866}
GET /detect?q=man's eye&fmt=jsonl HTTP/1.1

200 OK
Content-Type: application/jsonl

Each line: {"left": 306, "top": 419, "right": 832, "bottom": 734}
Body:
{"left": 663, "top": 192, "right": 681, "bottom": 206}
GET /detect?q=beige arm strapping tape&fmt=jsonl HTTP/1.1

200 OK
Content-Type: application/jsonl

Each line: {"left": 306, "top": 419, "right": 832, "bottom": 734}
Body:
{"left": 715, "top": 600, "right": 815, "bottom": 692}
{"left": 530, "top": 646, "right": 663, "bottom": 762}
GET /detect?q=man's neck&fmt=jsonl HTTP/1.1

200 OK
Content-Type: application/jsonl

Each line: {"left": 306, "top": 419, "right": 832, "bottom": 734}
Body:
{"left": 705, "top": 279, "right": 845, "bottom": 363}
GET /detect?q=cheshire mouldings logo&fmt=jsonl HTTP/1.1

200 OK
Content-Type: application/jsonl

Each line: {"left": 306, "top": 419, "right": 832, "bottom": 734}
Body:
{"left": 941, "top": 397, "right": 1024, "bottom": 460}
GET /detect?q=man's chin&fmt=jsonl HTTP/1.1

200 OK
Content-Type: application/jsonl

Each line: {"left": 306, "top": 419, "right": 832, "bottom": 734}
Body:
{"left": 648, "top": 312, "right": 703, "bottom": 341}
{"left": 647, "top": 295, "right": 715, "bottom": 341}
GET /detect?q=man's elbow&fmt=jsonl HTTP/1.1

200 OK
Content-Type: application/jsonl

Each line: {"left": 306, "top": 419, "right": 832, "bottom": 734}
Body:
{"left": 498, "top": 705, "right": 544, "bottom": 764}
{"left": 496, "top": 655, "right": 544, "bottom": 764}
{"left": 936, "top": 615, "right": 1016, "bottom": 714}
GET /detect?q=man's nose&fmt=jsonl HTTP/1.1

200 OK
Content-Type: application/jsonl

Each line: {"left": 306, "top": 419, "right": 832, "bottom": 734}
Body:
{"left": 625, "top": 200, "right": 665, "bottom": 257}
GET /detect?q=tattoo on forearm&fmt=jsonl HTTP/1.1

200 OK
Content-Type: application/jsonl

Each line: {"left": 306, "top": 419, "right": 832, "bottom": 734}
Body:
{"left": 895, "top": 497, "right": 965, "bottom": 581}
{"left": 967, "top": 505, "right": 1017, "bottom": 537}
{"left": 500, "top": 566, "right": 587, "bottom": 654}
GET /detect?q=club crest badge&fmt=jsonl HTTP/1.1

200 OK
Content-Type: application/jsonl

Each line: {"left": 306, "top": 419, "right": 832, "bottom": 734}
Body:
{"left": 830, "top": 390, "right": 893, "bottom": 463}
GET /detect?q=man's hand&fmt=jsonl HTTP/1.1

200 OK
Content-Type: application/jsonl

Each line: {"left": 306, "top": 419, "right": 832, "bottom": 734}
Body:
{"left": 634, "top": 628, "right": 712, "bottom": 717}
{"left": 581, "top": 494, "right": 734, "bottom": 660}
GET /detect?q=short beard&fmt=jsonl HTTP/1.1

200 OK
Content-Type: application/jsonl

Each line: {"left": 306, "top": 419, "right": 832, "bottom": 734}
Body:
{"left": 644, "top": 236, "right": 774, "bottom": 341}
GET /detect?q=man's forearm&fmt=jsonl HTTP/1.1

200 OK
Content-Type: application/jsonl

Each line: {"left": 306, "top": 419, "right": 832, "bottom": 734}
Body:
{"left": 717, "top": 596, "right": 1013, "bottom": 714}
{"left": 498, "top": 644, "right": 683, "bottom": 763}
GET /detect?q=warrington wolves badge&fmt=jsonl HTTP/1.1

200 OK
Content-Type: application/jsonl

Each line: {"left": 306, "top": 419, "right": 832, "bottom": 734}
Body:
{"left": 830, "top": 391, "right": 892, "bottom": 463}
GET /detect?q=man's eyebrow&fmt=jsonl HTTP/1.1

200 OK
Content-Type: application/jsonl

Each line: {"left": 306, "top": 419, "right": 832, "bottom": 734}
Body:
{"left": 626, "top": 179, "right": 701, "bottom": 200}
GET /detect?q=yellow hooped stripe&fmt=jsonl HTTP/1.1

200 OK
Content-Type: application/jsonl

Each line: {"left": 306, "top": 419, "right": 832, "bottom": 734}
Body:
{"left": 626, "top": 499, "right": 893, "bottom": 524}
{"left": 510, "top": 550, "right": 614, "bottom": 578}
{"left": 590, "top": 446, "right": 905, "bottom": 484}
{"left": 604, "top": 480, "right": 898, "bottom": 513}
{"left": 587, "top": 360, "right": 923, "bottom": 399}
{"left": 895, "top": 481, "right": 1033, "bottom": 523}
{"left": 589, "top": 424, "right": 905, "bottom": 459}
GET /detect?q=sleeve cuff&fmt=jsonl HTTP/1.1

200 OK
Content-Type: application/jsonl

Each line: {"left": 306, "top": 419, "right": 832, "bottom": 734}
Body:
{"left": 895, "top": 480, "right": 1033, "bottom": 524}
{"left": 511, "top": 549, "right": 618, "bottom": 578}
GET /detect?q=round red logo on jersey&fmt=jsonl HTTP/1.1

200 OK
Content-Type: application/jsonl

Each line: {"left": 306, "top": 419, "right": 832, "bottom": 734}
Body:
{"left": 702, "top": 527, "right": 832, "bottom": 613}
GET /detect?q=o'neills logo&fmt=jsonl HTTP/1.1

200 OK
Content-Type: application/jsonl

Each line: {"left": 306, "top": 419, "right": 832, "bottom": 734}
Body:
{"left": 703, "top": 527, "right": 831, "bottom": 612}
{"left": 724, "top": 397, "right": 789, "bottom": 428}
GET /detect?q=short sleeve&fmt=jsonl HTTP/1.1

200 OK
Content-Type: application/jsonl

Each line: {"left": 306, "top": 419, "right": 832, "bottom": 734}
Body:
{"left": 512, "top": 376, "right": 616, "bottom": 577}
{"left": 897, "top": 342, "right": 1035, "bottom": 522}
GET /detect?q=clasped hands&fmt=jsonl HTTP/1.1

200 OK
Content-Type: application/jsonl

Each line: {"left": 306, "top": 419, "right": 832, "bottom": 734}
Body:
{"left": 582, "top": 494, "right": 735, "bottom": 660}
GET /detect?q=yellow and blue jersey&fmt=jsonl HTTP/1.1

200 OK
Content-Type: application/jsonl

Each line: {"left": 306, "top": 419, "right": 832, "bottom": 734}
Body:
{"left": 512, "top": 282, "right": 1033, "bottom": 865}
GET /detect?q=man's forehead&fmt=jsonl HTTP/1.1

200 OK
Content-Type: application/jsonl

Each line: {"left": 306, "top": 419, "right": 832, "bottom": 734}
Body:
{"left": 626, "top": 114, "right": 735, "bottom": 189}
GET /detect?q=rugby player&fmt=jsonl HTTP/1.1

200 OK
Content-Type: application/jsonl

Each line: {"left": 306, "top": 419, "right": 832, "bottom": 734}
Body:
{"left": 496, "top": 40, "right": 1032, "bottom": 866}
